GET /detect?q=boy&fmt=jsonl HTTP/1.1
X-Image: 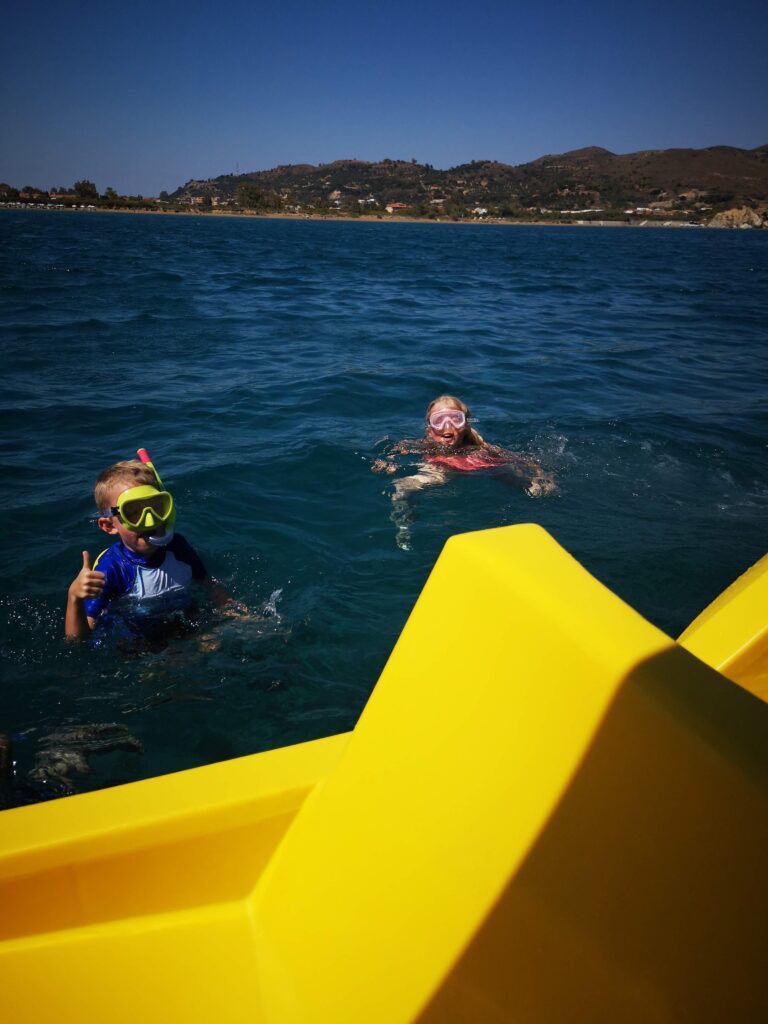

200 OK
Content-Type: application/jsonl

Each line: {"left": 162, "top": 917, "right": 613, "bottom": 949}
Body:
{"left": 65, "top": 457, "right": 209, "bottom": 640}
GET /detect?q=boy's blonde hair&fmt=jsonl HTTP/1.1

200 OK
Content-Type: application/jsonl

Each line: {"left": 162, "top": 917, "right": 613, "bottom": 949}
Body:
{"left": 94, "top": 460, "right": 157, "bottom": 511}
{"left": 425, "top": 395, "right": 487, "bottom": 448}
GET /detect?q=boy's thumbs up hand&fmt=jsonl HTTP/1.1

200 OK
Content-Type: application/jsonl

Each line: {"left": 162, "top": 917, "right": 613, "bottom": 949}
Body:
{"left": 68, "top": 551, "right": 106, "bottom": 601}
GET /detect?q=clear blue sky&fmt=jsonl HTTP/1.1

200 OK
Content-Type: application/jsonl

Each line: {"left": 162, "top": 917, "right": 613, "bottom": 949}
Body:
{"left": 2, "top": 0, "right": 766, "bottom": 197}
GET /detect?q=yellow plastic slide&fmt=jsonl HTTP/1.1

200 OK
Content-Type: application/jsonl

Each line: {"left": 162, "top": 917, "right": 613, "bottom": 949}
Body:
{"left": 2, "top": 524, "right": 767, "bottom": 1023}
{"left": 678, "top": 549, "right": 768, "bottom": 701}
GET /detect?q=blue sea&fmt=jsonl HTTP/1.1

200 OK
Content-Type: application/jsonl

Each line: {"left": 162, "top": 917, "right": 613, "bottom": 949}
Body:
{"left": 1, "top": 210, "right": 766, "bottom": 805}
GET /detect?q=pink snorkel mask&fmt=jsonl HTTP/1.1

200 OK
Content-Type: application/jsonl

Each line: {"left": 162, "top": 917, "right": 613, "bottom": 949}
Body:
{"left": 429, "top": 408, "right": 466, "bottom": 431}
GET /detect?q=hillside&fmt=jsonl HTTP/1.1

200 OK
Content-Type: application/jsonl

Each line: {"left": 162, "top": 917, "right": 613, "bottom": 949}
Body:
{"left": 170, "top": 145, "right": 768, "bottom": 218}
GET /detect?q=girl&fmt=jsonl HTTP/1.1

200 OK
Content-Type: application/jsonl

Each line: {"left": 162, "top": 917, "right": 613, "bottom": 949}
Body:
{"left": 372, "top": 395, "right": 556, "bottom": 547}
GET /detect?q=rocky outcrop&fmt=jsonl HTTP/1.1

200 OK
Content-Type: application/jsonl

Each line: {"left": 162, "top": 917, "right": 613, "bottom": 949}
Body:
{"left": 707, "top": 206, "right": 765, "bottom": 228}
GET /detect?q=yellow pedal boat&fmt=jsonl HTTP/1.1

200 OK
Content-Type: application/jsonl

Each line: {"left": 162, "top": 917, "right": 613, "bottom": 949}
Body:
{"left": 2, "top": 524, "right": 767, "bottom": 1023}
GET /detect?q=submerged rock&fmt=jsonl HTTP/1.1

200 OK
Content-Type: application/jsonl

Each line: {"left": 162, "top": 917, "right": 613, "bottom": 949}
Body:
{"left": 28, "top": 723, "right": 143, "bottom": 788}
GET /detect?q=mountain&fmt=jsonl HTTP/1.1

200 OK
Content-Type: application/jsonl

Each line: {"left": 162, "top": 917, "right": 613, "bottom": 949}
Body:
{"left": 170, "top": 145, "right": 768, "bottom": 216}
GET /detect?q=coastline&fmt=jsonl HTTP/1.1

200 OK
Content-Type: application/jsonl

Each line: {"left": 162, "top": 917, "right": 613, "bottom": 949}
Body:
{"left": 0, "top": 205, "right": 713, "bottom": 228}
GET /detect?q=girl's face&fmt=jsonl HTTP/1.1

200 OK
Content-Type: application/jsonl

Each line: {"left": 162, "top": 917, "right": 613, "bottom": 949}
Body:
{"left": 427, "top": 405, "right": 467, "bottom": 447}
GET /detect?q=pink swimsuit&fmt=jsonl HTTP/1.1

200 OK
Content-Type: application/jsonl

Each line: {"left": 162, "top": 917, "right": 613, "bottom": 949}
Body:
{"left": 425, "top": 450, "right": 506, "bottom": 472}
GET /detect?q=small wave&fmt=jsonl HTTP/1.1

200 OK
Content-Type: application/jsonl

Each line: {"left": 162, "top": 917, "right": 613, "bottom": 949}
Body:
{"left": 261, "top": 588, "right": 283, "bottom": 619}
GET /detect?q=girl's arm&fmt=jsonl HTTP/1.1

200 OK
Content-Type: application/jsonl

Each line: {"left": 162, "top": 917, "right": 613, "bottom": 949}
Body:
{"left": 392, "top": 462, "right": 450, "bottom": 497}
{"left": 371, "top": 439, "right": 422, "bottom": 474}
{"left": 494, "top": 449, "right": 559, "bottom": 496}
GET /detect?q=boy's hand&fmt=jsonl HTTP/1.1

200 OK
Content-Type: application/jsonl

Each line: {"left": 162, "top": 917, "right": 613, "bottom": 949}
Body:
{"left": 69, "top": 551, "right": 105, "bottom": 601}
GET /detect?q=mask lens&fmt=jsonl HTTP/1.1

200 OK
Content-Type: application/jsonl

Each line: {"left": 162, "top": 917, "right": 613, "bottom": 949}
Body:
{"left": 120, "top": 492, "right": 172, "bottom": 527}
{"left": 429, "top": 410, "right": 466, "bottom": 431}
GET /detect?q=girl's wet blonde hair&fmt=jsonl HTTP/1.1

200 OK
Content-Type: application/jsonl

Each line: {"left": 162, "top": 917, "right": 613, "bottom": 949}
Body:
{"left": 94, "top": 460, "right": 157, "bottom": 511}
{"left": 425, "top": 395, "right": 487, "bottom": 448}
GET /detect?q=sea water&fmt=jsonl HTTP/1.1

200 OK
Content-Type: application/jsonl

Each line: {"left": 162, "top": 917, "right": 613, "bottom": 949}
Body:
{"left": 1, "top": 210, "right": 766, "bottom": 804}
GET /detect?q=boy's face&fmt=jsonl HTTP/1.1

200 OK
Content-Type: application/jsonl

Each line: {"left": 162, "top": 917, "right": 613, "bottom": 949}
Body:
{"left": 97, "top": 481, "right": 163, "bottom": 556}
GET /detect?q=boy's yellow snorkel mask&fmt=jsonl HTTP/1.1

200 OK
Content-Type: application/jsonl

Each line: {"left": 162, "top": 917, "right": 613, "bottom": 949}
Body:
{"left": 110, "top": 449, "right": 177, "bottom": 546}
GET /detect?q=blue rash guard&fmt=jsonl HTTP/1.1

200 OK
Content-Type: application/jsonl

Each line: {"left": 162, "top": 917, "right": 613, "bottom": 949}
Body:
{"left": 84, "top": 534, "right": 207, "bottom": 623}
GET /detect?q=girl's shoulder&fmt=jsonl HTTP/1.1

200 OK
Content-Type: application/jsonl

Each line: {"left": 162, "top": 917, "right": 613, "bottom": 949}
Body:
{"left": 389, "top": 437, "right": 429, "bottom": 456}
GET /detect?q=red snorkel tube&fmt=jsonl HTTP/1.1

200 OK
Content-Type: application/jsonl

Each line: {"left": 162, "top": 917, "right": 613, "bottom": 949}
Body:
{"left": 137, "top": 447, "right": 164, "bottom": 489}
{"left": 137, "top": 448, "right": 176, "bottom": 544}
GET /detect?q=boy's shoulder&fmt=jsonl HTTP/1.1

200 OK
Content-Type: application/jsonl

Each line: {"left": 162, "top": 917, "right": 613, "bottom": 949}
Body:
{"left": 166, "top": 536, "right": 205, "bottom": 577}
{"left": 167, "top": 532, "right": 199, "bottom": 556}
{"left": 93, "top": 541, "right": 135, "bottom": 577}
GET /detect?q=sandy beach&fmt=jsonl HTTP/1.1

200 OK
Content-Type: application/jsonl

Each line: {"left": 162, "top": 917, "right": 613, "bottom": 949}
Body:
{"left": 1, "top": 204, "right": 706, "bottom": 228}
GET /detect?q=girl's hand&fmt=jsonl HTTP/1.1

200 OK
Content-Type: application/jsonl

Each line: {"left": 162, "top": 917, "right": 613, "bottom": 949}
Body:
{"left": 372, "top": 458, "right": 396, "bottom": 474}
{"left": 526, "top": 473, "right": 558, "bottom": 497}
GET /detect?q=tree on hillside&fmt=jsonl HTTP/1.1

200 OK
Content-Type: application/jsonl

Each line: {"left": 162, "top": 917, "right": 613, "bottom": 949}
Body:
{"left": 343, "top": 194, "right": 362, "bottom": 216}
{"left": 74, "top": 180, "right": 98, "bottom": 199}
{"left": 238, "top": 183, "right": 265, "bottom": 209}
{"left": 443, "top": 197, "right": 467, "bottom": 220}
{"left": 498, "top": 197, "right": 522, "bottom": 218}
